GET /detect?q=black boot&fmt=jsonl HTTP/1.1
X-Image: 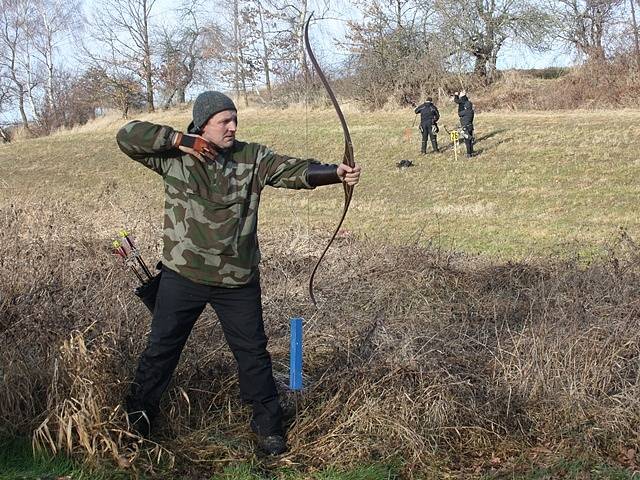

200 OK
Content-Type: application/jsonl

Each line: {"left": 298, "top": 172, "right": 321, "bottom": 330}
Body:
{"left": 127, "top": 409, "right": 152, "bottom": 438}
{"left": 257, "top": 434, "right": 287, "bottom": 455}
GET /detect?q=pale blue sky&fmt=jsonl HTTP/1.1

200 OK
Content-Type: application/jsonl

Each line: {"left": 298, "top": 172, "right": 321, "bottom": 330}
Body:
{"left": 114, "top": 0, "right": 575, "bottom": 73}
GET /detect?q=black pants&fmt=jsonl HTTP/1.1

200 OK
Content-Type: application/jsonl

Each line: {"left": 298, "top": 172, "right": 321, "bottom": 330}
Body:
{"left": 420, "top": 123, "right": 438, "bottom": 153}
{"left": 462, "top": 124, "right": 474, "bottom": 155}
{"left": 126, "top": 267, "right": 283, "bottom": 436}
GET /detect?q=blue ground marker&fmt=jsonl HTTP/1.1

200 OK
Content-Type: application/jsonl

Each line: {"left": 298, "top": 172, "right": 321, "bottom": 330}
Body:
{"left": 289, "top": 317, "right": 303, "bottom": 390}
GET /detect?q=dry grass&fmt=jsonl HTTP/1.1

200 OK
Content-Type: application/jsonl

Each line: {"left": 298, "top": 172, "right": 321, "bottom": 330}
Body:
{"left": 1, "top": 105, "right": 639, "bottom": 477}
{"left": 2, "top": 106, "right": 640, "bottom": 262}
{"left": 476, "top": 61, "right": 640, "bottom": 112}
{"left": 1, "top": 198, "right": 639, "bottom": 477}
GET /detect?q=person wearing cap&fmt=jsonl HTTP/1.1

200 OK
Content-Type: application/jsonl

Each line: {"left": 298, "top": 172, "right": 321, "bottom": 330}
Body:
{"left": 452, "top": 90, "right": 475, "bottom": 158}
{"left": 116, "top": 91, "right": 361, "bottom": 455}
{"left": 413, "top": 97, "right": 440, "bottom": 154}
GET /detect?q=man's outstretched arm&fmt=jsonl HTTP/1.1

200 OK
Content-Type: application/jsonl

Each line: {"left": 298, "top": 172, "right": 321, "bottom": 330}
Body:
{"left": 259, "top": 146, "right": 361, "bottom": 190}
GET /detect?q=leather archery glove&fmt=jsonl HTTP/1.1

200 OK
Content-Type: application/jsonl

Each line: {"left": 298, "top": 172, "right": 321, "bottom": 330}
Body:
{"left": 173, "top": 132, "right": 216, "bottom": 161}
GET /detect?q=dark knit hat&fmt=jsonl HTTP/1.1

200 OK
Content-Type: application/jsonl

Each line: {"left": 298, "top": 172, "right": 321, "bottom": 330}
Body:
{"left": 187, "top": 91, "right": 237, "bottom": 133}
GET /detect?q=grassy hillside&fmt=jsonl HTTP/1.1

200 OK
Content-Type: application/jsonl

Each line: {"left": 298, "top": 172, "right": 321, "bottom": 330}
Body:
{"left": 1, "top": 107, "right": 639, "bottom": 479}
{"left": 1, "top": 106, "right": 639, "bottom": 259}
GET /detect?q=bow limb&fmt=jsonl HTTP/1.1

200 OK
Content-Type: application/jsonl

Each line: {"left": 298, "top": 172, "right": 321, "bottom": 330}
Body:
{"left": 303, "top": 13, "right": 355, "bottom": 306}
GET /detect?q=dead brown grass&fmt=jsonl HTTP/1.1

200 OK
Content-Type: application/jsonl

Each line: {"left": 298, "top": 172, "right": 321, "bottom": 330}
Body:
{"left": 476, "top": 59, "right": 640, "bottom": 111}
{"left": 1, "top": 200, "right": 639, "bottom": 477}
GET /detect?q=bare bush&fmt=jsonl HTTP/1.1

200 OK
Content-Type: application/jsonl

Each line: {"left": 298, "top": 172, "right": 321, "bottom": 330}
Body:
{"left": 475, "top": 56, "right": 640, "bottom": 110}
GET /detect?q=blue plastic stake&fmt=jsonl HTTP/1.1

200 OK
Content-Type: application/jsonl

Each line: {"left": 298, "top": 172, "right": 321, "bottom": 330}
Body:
{"left": 289, "top": 317, "right": 303, "bottom": 390}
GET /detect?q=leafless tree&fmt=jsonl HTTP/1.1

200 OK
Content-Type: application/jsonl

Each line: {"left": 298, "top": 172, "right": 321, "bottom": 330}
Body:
{"left": 214, "top": 0, "right": 337, "bottom": 104}
{"left": 435, "top": 0, "right": 551, "bottom": 83}
{"left": 30, "top": 0, "right": 83, "bottom": 130}
{"left": 548, "top": 0, "right": 624, "bottom": 62}
{"left": 81, "top": 66, "right": 145, "bottom": 118}
{"left": 629, "top": 0, "right": 640, "bottom": 71}
{"left": 263, "top": 0, "right": 312, "bottom": 84}
{"left": 86, "top": 0, "right": 157, "bottom": 112}
{"left": 0, "top": 0, "right": 83, "bottom": 133}
{"left": 0, "top": 76, "right": 10, "bottom": 137}
{"left": 0, "top": 0, "right": 36, "bottom": 131}
{"left": 235, "top": 0, "right": 278, "bottom": 104}
{"left": 344, "top": 0, "right": 443, "bottom": 106}
{"left": 0, "top": 79, "right": 8, "bottom": 107}
{"left": 214, "top": 0, "right": 278, "bottom": 105}
{"left": 234, "top": 0, "right": 300, "bottom": 101}
{"left": 256, "top": 1, "right": 274, "bottom": 97}
{"left": 48, "top": 69, "right": 99, "bottom": 127}
{"left": 233, "top": 0, "right": 248, "bottom": 105}
{"left": 627, "top": 0, "right": 640, "bottom": 68}
{"left": 157, "top": 0, "right": 223, "bottom": 108}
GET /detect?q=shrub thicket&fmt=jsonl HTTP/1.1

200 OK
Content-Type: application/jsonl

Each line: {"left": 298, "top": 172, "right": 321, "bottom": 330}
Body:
{"left": 475, "top": 57, "right": 640, "bottom": 111}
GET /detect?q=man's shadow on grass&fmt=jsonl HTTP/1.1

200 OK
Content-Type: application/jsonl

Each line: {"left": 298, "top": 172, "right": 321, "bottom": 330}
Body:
{"left": 438, "top": 128, "right": 510, "bottom": 155}
{"left": 474, "top": 128, "right": 508, "bottom": 144}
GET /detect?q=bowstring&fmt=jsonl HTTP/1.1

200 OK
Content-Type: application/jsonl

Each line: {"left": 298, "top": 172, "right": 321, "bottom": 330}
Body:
{"left": 304, "top": 44, "right": 311, "bottom": 305}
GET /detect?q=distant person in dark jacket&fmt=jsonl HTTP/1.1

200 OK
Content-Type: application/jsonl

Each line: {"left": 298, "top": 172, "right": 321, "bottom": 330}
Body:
{"left": 453, "top": 90, "right": 475, "bottom": 158}
{"left": 414, "top": 97, "right": 440, "bottom": 154}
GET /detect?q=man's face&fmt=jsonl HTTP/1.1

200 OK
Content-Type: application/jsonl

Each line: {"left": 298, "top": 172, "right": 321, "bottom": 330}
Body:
{"left": 201, "top": 109, "right": 238, "bottom": 149}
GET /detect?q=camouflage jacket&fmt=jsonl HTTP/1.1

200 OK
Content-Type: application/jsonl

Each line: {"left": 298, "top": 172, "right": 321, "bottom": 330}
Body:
{"left": 116, "top": 120, "right": 315, "bottom": 287}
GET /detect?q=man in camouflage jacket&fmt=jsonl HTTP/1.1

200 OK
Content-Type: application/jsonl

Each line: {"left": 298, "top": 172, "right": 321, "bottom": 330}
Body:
{"left": 116, "top": 91, "right": 361, "bottom": 455}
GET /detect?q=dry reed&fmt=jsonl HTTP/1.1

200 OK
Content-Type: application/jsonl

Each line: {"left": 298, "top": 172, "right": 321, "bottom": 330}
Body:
{"left": 1, "top": 200, "right": 639, "bottom": 477}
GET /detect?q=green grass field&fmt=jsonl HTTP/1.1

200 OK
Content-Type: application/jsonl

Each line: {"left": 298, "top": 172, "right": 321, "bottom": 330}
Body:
{"left": 1, "top": 106, "right": 638, "bottom": 259}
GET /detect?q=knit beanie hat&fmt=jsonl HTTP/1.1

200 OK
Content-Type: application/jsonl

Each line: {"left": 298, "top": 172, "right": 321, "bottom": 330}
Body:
{"left": 187, "top": 91, "right": 237, "bottom": 133}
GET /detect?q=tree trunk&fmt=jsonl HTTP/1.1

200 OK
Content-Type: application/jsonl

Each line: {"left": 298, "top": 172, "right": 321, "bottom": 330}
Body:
{"left": 42, "top": 13, "right": 55, "bottom": 114}
{"left": 18, "top": 97, "right": 29, "bottom": 131}
{"left": 25, "top": 61, "right": 40, "bottom": 124}
{"left": 588, "top": 6, "right": 606, "bottom": 62}
{"left": 487, "top": 49, "right": 499, "bottom": 83}
{"left": 298, "top": 4, "right": 309, "bottom": 84}
{"left": 232, "top": 0, "right": 248, "bottom": 106}
{"left": 177, "top": 86, "right": 186, "bottom": 104}
{"left": 630, "top": 0, "right": 640, "bottom": 70}
{"left": 7, "top": 57, "right": 30, "bottom": 131}
{"left": 163, "top": 90, "right": 176, "bottom": 109}
{"left": 473, "top": 55, "right": 488, "bottom": 79}
{"left": 142, "top": 0, "right": 155, "bottom": 112}
{"left": 239, "top": 47, "right": 249, "bottom": 107}
{"left": 257, "top": 4, "right": 271, "bottom": 98}
{"left": 233, "top": 0, "right": 240, "bottom": 102}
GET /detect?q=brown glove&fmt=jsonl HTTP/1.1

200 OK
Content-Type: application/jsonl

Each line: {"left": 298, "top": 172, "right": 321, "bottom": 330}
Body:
{"left": 173, "top": 132, "right": 216, "bottom": 161}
